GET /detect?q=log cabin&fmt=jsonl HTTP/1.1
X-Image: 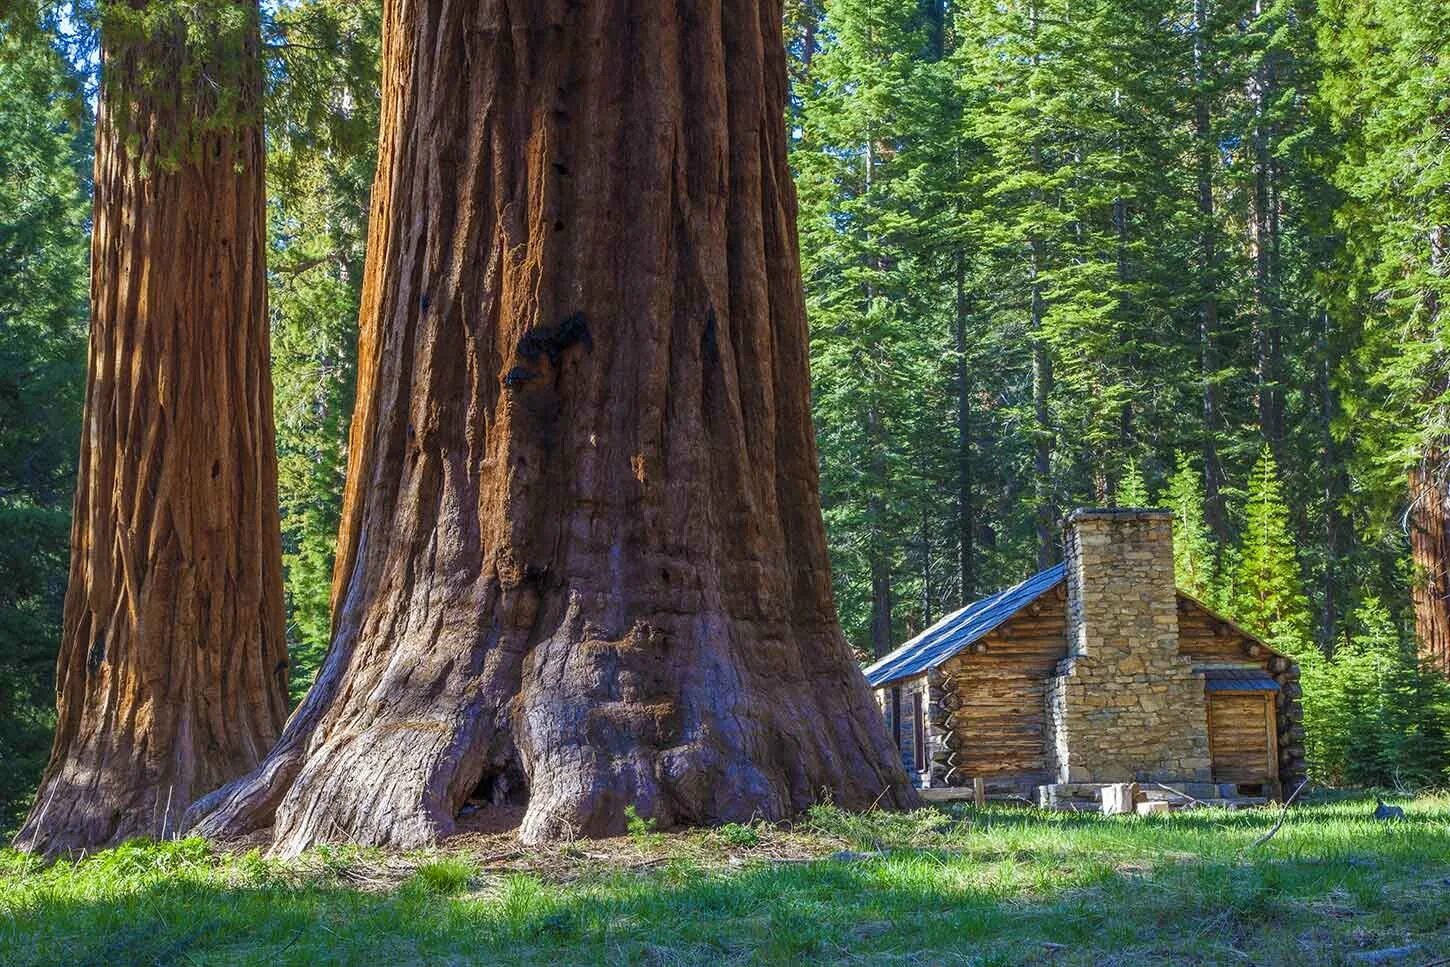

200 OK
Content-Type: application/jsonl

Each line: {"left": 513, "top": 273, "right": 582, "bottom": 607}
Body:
{"left": 865, "top": 509, "right": 1306, "bottom": 806}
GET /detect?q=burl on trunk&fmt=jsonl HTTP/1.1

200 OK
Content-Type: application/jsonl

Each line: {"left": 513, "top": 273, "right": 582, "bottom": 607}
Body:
{"left": 185, "top": 0, "right": 915, "bottom": 853}
{"left": 16, "top": 2, "right": 288, "bottom": 855}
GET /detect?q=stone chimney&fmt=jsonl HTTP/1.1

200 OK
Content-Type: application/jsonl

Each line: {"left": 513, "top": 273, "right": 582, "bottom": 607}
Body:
{"left": 1044, "top": 509, "right": 1211, "bottom": 783}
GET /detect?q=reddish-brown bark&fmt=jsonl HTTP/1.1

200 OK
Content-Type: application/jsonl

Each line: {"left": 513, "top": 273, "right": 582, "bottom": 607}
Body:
{"left": 15, "top": 1, "right": 288, "bottom": 856}
{"left": 186, "top": 0, "right": 914, "bottom": 853}
{"left": 1411, "top": 453, "right": 1450, "bottom": 673}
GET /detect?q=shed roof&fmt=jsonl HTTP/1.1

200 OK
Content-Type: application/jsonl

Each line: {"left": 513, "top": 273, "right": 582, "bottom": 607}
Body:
{"left": 1201, "top": 668, "right": 1280, "bottom": 692}
{"left": 863, "top": 564, "right": 1066, "bottom": 688}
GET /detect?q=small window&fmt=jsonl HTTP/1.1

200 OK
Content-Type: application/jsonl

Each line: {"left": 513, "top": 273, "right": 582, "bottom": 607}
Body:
{"left": 913, "top": 692, "right": 926, "bottom": 773}
{"left": 892, "top": 686, "right": 902, "bottom": 751}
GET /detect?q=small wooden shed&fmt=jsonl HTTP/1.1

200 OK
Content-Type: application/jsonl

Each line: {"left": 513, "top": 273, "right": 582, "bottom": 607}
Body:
{"left": 865, "top": 509, "right": 1306, "bottom": 801}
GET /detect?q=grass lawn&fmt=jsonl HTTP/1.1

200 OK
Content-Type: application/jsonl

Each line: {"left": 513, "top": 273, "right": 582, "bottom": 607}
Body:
{"left": 1, "top": 792, "right": 1447, "bottom": 965}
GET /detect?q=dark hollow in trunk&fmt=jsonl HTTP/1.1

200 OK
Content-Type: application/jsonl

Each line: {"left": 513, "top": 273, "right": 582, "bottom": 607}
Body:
{"left": 184, "top": 0, "right": 915, "bottom": 855}
{"left": 15, "top": 1, "right": 288, "bottom": 856}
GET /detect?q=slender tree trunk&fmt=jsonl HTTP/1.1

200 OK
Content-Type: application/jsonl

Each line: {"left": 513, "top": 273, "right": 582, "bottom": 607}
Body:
{"left": 1193, "top": 0, "right": 1229, "bottom": 542}
{"left": 1030, "top": 240, "right": 1056, "bottom": 568}
{"left": 1026, "top": 3, "right": 1055, "bottom": 567}
{"left": 954, "top": 252, "right": 976, "bottom": 601}
{"left": 921, "top": 0, "right": 946, "bottom": 60}
{"left": 1317, "top": 308, "right": 1349, "bottom": 655}
{"left": 1249, "top": 3, "right": 1284, "bottom": 454}
{"left": 16, "top": 1, "right": 287, "bottom": 855}
{"left": 185, "top": 0, "right": 915, "bottom": 853}
{"left": 1412, "top": 225, "right": 1450, "bottom": 672}
{"left": 867, "top": 399, "right": 895, "bottom": 660}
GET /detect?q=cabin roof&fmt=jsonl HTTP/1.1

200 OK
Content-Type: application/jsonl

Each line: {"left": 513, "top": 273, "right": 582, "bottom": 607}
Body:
{"left": 863, "top": 564, "right": 1066, "bottom": 688}
{"left": 862, "top": 564, "right": 1292, "bottom": 690}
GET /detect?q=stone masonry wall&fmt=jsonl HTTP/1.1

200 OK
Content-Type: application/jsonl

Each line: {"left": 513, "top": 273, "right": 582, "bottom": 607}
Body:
{"left": 1045, "top": 509, "right": 1212, "bottom": 783}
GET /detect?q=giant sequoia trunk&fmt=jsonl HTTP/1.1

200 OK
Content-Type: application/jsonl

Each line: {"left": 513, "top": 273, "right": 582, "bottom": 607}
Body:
{"left": 15, "top": 2, "right": 288, "bottom": 855}
{"left": 185, "top": 0, "right": 915, "bottom": 854}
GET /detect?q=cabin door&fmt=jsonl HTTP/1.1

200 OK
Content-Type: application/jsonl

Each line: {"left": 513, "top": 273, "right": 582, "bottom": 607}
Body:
{"left": 1207, "top": 692, "right": 1279, "bottom": 786}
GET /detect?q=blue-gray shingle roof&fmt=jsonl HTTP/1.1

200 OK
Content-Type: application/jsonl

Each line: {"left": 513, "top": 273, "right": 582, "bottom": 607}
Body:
{"left": 863, "top": 563, "right": 1066, "bottom": 688}
{"left": 1201, "top": 668, "right": 1280, "bottom": 692}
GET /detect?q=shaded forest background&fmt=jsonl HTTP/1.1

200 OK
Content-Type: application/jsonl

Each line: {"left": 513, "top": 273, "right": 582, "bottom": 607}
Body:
{"left": 1, "top": 0, "right": 1447, "bottom": 829}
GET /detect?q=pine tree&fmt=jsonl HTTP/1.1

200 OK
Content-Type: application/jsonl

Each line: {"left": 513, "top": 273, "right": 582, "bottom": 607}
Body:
{"left": 1320, "top": 0, "right": 1450, "bottom": 671}
{"left": 1305, "top": 597, "right": 1450, "bottom": 785}
{"left": 1165, "top": 453, "right": 1217, "bottom": 600}
{"left": 796, "top": 0, "right": 959, "bottom": 653}
{"left": 1234, "top": 445, "right": 1314, "bottom": 655}
{"left": 1118, "top": 459, "right": 1150, "bottom": 507}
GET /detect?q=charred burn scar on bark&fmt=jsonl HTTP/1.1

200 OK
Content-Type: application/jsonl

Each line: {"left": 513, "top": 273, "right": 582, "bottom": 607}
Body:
{"left": 503, "top": 366, "right": 538, "bottom": 389}
{"left": 211, "top": 460, "right": 221, "bottom": 479}
{"left": 554, "top": 220, "right": 565, "bottom": 232}
{"left": 516, "top": 312, "right": 593, "bottom": 367}
{"left": 702, "top": 308, "right": 719, "bottom": 360}
{"left": 420, "top": 295, "right": 431, "bottom": 312}
{"left": 87, "top": 634, "right": 104, "bottom": 672}
{"left": 552, "top": 161, "right": 572, "bottom": 177}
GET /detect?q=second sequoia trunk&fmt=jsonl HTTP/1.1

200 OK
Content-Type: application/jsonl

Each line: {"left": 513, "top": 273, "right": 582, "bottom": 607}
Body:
{"left": 15, "top": 1, "right": 287, "bottom": 855}
{"left": 186, "top": 0, "right": 914, "bottom": 853}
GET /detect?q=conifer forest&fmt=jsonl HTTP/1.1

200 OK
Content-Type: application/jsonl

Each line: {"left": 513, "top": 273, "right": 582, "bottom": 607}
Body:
{"left": 1, "top": 0, "right": 1448, "bottom": 837}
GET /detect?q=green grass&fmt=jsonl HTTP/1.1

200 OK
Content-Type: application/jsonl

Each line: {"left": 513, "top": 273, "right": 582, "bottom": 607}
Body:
{"left": 2, "top": 793, "right": 1447, "bottom": 965}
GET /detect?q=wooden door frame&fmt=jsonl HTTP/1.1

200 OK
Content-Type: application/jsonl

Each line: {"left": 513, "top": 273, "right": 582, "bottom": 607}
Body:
{"left": 1206, "top": 689, "right": 1279, "bottom": 785}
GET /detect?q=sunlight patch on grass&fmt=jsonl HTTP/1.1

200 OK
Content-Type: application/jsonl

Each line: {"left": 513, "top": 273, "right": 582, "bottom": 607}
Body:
{"left": 0, "top": 793, "right": 1445, "bottom": 965}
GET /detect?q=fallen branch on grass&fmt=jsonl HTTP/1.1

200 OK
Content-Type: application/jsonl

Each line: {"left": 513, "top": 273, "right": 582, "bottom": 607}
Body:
{"left": 1247, "top": 779, "right": 1309, "bottom": 850}
{"left": 1150, "top": 783, "right": 1208, "bottom": 808}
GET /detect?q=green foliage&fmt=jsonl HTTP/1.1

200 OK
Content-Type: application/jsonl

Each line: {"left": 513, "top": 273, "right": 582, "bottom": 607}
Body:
{"left": 624, "top": 805, "right": 660, "bottom": 844}
{"left": 1318, "top": 0, "right": 1450, "bottom": 483}
{"left": 0, "top": 20, "right": 91, "bottom": 833}
{"left": 264, "top": 0, "right": 380, "bottom": 698}
{"left": 1117, "top": 459, "right": 1150, "bottom": 508}
{"left": 795, "top": 0, "right": 963, "bottom": 651}
{"left": 1166, "top": 453, "right": 1217, "bottom": 601}
{"left": 715, "top": 822, "right": 762, "bottom": 848}
{"left": 95, "top": 0, "right": 266, "bottom": 164}
{"left": 1233, "top": 446, "right": 1314, "bottom": 655}
{"left": 410, "top": 857, "right": 476, "bottom": 896}
{"left": 1304, "top": 599, "right": 1450, "bottom": 787}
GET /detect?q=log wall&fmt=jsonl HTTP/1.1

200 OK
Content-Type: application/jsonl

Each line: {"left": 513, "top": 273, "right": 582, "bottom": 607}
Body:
{"left": 931, "top": 584, "right": 1068, "bottom": 787}
{"left": 1174, "top": 595, "right": 1305, "bottom": 792}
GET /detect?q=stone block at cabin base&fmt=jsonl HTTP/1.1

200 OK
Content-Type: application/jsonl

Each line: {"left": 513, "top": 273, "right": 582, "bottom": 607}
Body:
{"left": 1036, "top": 779, "right": 1259, "bottom": 813}
{"left": 1101, "top": 782, "right": 1141, "bottom": 816}
{"left": 1135, "top": 801, "right": 1173, "bottom": 817}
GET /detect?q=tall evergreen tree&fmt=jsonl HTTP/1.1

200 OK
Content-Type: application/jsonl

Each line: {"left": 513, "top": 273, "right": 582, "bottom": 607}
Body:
{"left": 1234, "top": 445, "right": 1314, "bottom": 653}
{"left": 17, "top": 0, "right": 288, "bottom": 855}
{"left": 1166, "top": 453, "right": 1217, "bottom": 600}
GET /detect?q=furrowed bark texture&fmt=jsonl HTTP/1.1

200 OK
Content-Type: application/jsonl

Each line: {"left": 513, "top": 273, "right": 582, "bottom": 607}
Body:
{"left": 1411, "top": 453, "right": 1450, "bottom": 673}
{"left": 16, "top": 3, "right": 288, "bottom": 855}
{"left": 186, "top": 0, "right": 915, "bottom": 854}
